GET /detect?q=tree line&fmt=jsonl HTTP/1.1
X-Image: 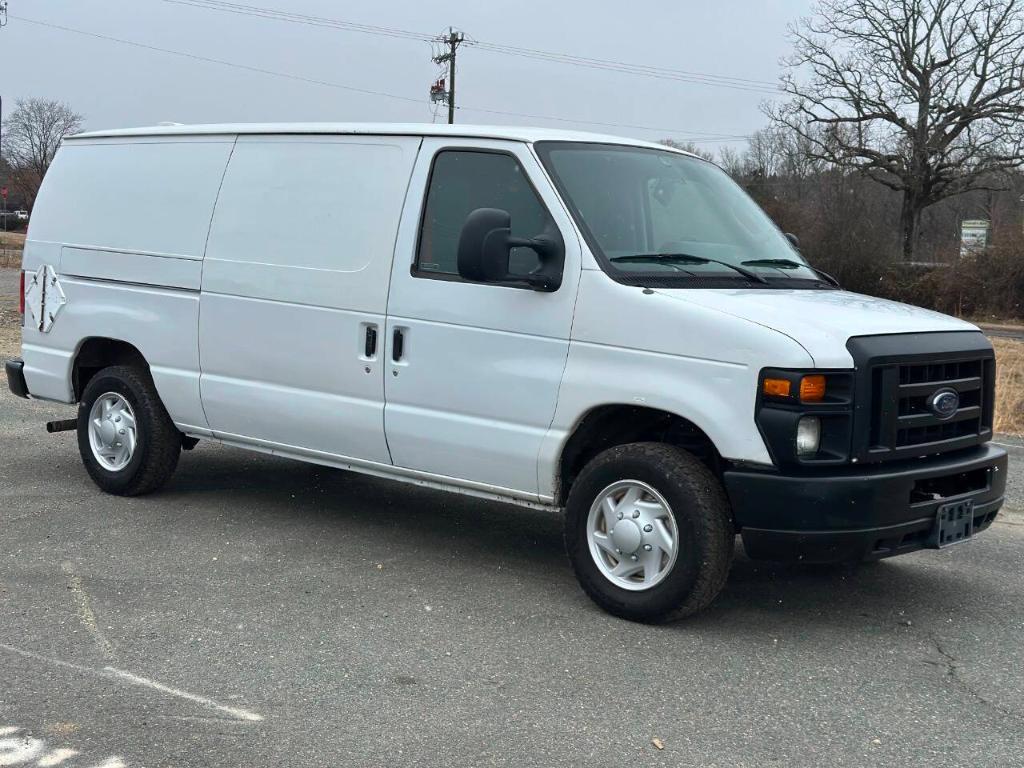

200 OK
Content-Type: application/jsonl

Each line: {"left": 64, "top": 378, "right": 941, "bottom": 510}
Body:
{"left": 671, "top": 0, "right": 1024, "bottom": 320}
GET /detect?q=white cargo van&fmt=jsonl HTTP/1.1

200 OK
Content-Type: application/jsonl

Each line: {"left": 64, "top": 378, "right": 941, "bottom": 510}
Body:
{"left": 7, "top": 123, "right": 1006, "bottom": 621}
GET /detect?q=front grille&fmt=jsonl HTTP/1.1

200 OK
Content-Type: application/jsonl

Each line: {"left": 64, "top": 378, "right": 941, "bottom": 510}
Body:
{"left": 867, "top": 355, "right": 993, "bottom": 460}
{"left": 894, "top": 359, "right": 985, "bottom": 447}
{"left": 848, "top": 332, "right": 995, "bottom": 464}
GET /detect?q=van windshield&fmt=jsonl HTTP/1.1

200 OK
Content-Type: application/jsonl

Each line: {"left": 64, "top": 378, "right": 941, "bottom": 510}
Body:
{"left": 535, "top": 142, "right": 828, "bottom": 289}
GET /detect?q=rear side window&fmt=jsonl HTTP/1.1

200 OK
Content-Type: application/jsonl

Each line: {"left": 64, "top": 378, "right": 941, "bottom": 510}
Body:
{"left": 415, "top": 150, "right": 554, "bottom": 278}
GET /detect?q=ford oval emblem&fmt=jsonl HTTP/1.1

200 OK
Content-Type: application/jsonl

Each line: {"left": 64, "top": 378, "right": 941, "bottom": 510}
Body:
{"left": 929, "top": 389, "right": 960, "bottom": 420}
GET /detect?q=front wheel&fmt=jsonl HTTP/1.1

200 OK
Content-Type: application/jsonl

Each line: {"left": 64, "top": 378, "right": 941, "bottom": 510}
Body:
{"left": 77, "top": 365, "right": 181, "bottom": 496}
{"left": 564, "top": 443, "right": 734, "bottom": 622}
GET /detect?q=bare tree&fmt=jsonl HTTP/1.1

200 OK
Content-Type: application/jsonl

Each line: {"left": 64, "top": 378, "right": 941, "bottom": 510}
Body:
{"left": 716, "top": 145, "right": 746, "bottom": 177}
{"left": 660, "top": 139, "right": 717, "bottom": 163}
{"left": 769, "top": 0, "right": 1024, "bottom": 261}
{"left": 745, "top": 128, "right": 786, "bottom": 178}
{"left": 3, "top": 97, "right": 83, "bottom": 210}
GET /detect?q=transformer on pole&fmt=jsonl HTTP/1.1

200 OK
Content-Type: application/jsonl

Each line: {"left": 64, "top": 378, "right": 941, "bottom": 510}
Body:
{"left": 430, "top": 28, "right": 464, "bottom": 124}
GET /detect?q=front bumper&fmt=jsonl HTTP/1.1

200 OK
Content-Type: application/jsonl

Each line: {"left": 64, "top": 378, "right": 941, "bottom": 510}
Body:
{"left": 724, "top": 444, "right": 1007, "bottom": 563}
{"left": 5, "top": 358, "right": 29, "bottom": 399}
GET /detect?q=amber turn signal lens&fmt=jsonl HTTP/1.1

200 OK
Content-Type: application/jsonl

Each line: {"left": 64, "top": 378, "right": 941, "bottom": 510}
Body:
{"left": 762, "top": 378, "right": 792, "bottom": 398}
{"left": 799, "top": 375, "right": 826, "bottom": 402}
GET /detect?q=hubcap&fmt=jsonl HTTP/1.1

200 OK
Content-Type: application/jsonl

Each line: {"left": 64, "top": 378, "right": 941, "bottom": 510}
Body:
{"left": 586, "top": 480, "right": 679, "bottom": 591}
{"left": 87, "top": 392, "right": 138, "bottom": 472}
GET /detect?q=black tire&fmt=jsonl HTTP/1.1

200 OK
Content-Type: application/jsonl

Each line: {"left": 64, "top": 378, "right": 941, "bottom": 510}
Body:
{"left": 564, "top": 443, "right": 734, "bottom": 623}
{"left": 77, "top": 365, "right": 181, "bottom": 496}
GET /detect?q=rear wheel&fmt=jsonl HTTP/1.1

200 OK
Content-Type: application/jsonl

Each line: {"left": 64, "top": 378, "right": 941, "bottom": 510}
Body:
{"left": 77, "top": 365, "right": 181, "bottom": 496}
{"left": 564, "top": 443, "right": 734, "bottom": 622}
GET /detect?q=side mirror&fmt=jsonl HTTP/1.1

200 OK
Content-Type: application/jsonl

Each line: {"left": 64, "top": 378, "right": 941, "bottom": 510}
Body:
{"left": 785, "top": 232, "right": 800, "bottom": 249}
{"left": 457, "top": 207, "right": 561, "bottom": 291}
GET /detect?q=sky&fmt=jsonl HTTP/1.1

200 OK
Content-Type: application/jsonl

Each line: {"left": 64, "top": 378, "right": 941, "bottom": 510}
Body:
{"left": 1, "top": 0, "right": 815, "bottom": 153}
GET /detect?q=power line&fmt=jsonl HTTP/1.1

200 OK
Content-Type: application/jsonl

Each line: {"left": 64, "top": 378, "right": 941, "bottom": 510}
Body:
{"left": 12, "top": 16, "right": 425, "bottom": 105}
{"left": 154, "top": 0, "right": 779, "bottom": 94}
{"left": 466, "top": 39, "right": 777, "bottom": 88}
{"left": 161, "top": 0, "right": 432, "bottom": 42}
{"left": 462, "top": 39, "right": 778, "bottom": 93}
{"left": 10, "top": 15, "right": 750, "bottom": 142}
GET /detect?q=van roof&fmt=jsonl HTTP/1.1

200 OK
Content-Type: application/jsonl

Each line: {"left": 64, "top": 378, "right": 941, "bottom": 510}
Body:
{"left": 68, "top": 122, "right": 693, "bottom": 154}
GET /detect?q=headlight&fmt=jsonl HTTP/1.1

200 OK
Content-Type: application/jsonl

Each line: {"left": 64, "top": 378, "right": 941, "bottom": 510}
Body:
{"left": 796, "top": 416, "right": 821, "bottom": 456}
{"left": 756, "top": 368, "right": 855, "bottom": 467}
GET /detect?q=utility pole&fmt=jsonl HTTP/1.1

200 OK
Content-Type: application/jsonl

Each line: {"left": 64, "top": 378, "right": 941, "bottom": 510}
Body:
{"left": 1, "top": 5, "right": 7, "bottom": 233}
{"left": 431, "top": 28, "right": 464, "bottom": 124}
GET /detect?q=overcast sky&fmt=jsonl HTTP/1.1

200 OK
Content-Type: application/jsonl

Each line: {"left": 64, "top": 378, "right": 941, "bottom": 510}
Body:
{"left": 3, "top": 0, "right": 814, "bottom": 152}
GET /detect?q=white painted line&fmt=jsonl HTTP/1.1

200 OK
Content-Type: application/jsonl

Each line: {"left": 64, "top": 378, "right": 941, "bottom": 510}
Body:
{"left": 37, "top": 748, "right": 81, "bottom": 766}
{"left": 991, "top": 441, "right": 1023, "bottom": 449}
{"left": 0, "top": 643, "right": 264, "bottom": 723}
{"left": 0, "top": 643, "right": 95, "bottom": 674}
{"left": 102, "top": 667, "right": 264, "bottom": 722}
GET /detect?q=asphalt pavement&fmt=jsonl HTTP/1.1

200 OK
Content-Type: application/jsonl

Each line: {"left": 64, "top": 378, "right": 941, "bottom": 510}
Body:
{"left": 2, "top": 389, "right": 1024, "bottom": 767}
{"left": 2, "top": 263, "right": 1024, "bottom": 766}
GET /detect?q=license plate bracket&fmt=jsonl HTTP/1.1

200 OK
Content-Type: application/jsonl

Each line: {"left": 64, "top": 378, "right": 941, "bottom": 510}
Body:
{"left": 930, "top": 500, "right": 975, "bottom": 548}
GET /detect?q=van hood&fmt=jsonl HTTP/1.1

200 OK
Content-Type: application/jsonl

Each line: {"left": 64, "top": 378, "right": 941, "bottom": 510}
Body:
{"left": 652, "top": 287, "right": 979, "bottom": 368}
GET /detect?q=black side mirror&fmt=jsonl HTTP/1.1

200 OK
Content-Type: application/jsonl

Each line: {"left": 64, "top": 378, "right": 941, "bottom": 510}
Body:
{"left": 785, "top": 232, "right": 800, "bottom": 249}
{"left": 457, "top": 207, "right": 562, "bottom": 291}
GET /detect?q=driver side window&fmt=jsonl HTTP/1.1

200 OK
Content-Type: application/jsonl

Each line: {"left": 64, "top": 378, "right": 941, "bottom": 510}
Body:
{"left": 415, "top": 150, "right": 554, "bottom": 278}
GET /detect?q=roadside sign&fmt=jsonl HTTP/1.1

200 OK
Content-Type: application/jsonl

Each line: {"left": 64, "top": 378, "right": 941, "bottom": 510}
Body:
{"left": 960, "top": 219, "right": 989, "bottom": 257}
{"left": 0, "top": 187, "right": 7, "bottom": 199}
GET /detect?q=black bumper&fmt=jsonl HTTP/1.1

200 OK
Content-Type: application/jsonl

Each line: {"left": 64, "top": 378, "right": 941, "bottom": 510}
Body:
{"left": 5, "top": 358, "right": 29, "bottom": 399}
{"left": 724, "top": 444, "right": 1007, "bottom": 563}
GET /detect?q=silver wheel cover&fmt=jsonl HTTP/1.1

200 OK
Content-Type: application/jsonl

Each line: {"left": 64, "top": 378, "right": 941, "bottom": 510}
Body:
{"left": 87, "top": 392, "right": 138, "bottom": 472}
{"left": 586, "top": 480, "right": 680, "bottom": 591}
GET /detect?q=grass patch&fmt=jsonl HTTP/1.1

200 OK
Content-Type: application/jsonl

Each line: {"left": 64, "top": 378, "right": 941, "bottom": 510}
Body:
{"left": 993, "top": 337, "right": 1024, "bottom": 435}
{"left": 0, "top": 232, "right": 24, "bottom": 269}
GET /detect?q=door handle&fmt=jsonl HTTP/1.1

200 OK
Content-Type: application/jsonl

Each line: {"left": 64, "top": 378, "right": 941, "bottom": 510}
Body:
{"left": 392, "top": 328, "right": 405, "bottom": 362}
{"left": 364, "top": 325, "right": 378, "bottom": 358}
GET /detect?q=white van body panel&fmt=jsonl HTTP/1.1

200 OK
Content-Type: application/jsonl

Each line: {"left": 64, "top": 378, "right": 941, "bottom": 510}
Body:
{"left": 27, "top": 136, "right": 234, "bottom": 260}
{"left": 20, "top": 137, "right": 234, "bottom": 420}
{"left": 662, "top": 288, "right": 979, "bottom": 369}
{"left": 383, "top": 138, "right": 583, "bottom": 499}
{"left": 26, "top": 279, "right": 207, "bottom": 427}
{"left": 199, "top": 135, "right": 420, "bottom": 462}
{"left": 535, "top": 270, "right": 815, "bottom": 495}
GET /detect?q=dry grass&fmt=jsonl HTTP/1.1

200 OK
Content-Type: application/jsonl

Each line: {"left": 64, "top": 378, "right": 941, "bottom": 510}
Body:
{"left": 0, "top": 232, "right": 26, "bottom": 247}
{"left": 0, "top": 232, "right": 24, "bottom": 269}
{"left": 1, "top": 266, "right": 21, "bottom": 363}
{"left": 993, "top": 337, "right": 1024, "bottom": 435}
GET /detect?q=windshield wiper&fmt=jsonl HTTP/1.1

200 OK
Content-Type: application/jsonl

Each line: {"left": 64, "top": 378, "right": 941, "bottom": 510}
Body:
{"left": 741, "top": 258, "right": 841, "bottom": 288}
{"left": 610, "top": 253, "right": 768, "bottom": 284}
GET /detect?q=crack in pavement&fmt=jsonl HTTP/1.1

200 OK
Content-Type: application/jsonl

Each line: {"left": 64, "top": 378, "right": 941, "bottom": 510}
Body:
{"left": 924, "top": 632, "right": 1024, "bottom": 723}
{"left": 61, "top": 561, "right": 117, "bottom": 661}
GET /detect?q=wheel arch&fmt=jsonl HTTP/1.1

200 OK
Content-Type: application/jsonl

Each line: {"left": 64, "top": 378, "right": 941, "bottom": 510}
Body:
{"left": 72, "top": 337, "right": 149, "bottom": 401}
{"left": 555, "top": 404, "right": 723, "bottom": 507}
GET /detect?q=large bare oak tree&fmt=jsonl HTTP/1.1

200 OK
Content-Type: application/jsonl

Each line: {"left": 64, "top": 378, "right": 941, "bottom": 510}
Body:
{"left": 3, "top": 97, "right": 83, "bottom": 211}
{"left": 769, "top": 0, "right": 1024, "bottom": 261}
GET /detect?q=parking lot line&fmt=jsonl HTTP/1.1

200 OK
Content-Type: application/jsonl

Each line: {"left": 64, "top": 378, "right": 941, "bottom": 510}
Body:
{"left": 0, "top": 643, "right": 264, "bottom": 722}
